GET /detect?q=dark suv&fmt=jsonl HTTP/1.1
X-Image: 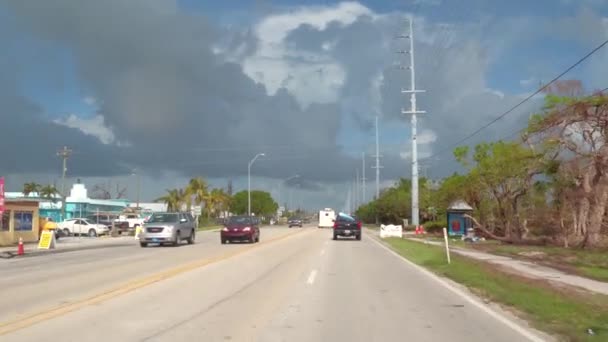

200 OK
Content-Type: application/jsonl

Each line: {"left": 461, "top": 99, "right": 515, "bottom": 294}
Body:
{"left": 287, "top": 217, "right": 303, "bottom": 228}
{"left": 332, "top": 213, "right": 362, "bottom": 240}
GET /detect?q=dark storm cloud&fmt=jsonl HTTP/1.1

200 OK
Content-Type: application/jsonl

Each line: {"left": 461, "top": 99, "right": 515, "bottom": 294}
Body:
{"left": 2, "top": 0, "right": 353, "bottom": 182}
{"left": 0, "top": 81, "right": 127, "bottom": 177}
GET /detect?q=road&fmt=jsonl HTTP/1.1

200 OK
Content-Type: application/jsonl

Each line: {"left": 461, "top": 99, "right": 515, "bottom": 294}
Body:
{"left": 0, "top": 226, "right": 548, "bottom": 342}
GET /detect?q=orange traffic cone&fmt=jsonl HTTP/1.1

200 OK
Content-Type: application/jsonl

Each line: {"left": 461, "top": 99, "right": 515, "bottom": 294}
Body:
{"left": 17, "top": 237, "right": 24, "bottom": 256}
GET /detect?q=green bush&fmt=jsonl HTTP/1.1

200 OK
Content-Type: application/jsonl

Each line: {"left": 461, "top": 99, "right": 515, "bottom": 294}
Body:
{"left": 423, "top": 220, "right": 445, "bottom": 234}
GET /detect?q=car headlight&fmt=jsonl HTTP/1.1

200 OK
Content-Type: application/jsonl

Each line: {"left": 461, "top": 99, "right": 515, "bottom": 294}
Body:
{"left": 243, "top": 227, "right": 251, "bottom": 232}
{"left": 165, "top": 225, "right": 174, "bottom": 232}
{"left": 222, "top": 227, "right": 229, "bottom": 232}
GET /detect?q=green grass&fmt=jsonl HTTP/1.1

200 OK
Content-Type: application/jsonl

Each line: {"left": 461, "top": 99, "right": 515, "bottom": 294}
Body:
{"left": 485, "top": 245, "right": 608, "bottom": 283}
{"left": 419, "top": 236, "right": 608, "bottom": 282}
{"left": 197, "top": 225, "right": 221, "bottom": 231}
{"left": 384, "top": 238, "right": 608, "bottom": 341}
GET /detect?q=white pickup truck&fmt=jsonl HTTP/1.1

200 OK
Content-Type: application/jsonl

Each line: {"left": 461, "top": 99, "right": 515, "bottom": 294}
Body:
{"left": 117, "top": 213, "right": 146, "bottom": 230}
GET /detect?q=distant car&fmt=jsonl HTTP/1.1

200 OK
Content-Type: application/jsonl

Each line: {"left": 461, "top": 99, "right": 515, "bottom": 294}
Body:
{"left": 221, "top": 216, "right": 260, "bottom": 244}
{"left": 139, "top": 212, "right": 196, "bottom": 247}
{"left": 87, "top": 214, "right": 130, "bottom": 234}
{"left": 288, "top": 217, "right": 303, "bottom": 228}
{"left": 332, "top": 213, "right": 362, "bottom": 241}
{"left": 57, "top": 218, "right": 110, "bottom": 237}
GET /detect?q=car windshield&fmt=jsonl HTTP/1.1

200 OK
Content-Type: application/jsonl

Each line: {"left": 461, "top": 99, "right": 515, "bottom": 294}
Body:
{"left": 228, "top": 216, "right": 251, "bottom": 225}
{"left": 147, "top": 213, "right": 179, "bottom": 223}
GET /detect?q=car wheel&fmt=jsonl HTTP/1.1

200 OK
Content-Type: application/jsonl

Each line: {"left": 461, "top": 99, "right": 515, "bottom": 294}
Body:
{"left": 63, "top": 228, "right": 70, "bottom": 237}
{"left": 356, "top": 234, "right": 361, "bottom": 241}
{"left": 249, "top": 234, "right": 255, "bottom": 244}
{"left": 256, "top": 234, "right": 260, "bottom": 243}
{"left": 88, "top": 229, "right": 97, "bottom": 237}
{"left": 173, "top": 232, "right": 180, "bottom": 246}
{"left": 221, "top": 238, "right": 227, "bottom": 244}
{"left": 140, "top": 242, "right": 148, "bottom": 248}
{"left": 333, "top": 234, "right": 337, "bottom": 240}
{"left": 187, "top": 230, "right": 195, "bottom": 244}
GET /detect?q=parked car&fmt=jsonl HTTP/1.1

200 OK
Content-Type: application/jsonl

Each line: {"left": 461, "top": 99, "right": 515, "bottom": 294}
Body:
{"left": 221, "top": 216, "right": 260, "bottom": 244}
{"left": 57, "top": 218, "right": 110, "bottom": 237}
{"left": 332, "top": 213, "right": 362, "bottom": 240}
{"left": 139, "top": 212, "right": 196, "bottom": 247}
{"left": 287, "top": 217, "right": 303, "bottom": 228}
{"left": 87, "top": 214, "right": 130, "bottom": 234}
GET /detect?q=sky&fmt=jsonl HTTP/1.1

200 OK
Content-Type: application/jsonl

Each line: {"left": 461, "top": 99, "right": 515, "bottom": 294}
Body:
{"left": 0, "top": 0, "right": 607, "bottom": 211}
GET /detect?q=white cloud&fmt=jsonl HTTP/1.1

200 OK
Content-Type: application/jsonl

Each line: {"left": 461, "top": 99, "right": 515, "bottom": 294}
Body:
{"left": 55, "top": 114, "right": 122, "bottom": 145}
{"left": 242, "top": 1, "right": 373, "bottom": 107}
{"left": 83, "top": 96, "right": 97, "bottom": 106}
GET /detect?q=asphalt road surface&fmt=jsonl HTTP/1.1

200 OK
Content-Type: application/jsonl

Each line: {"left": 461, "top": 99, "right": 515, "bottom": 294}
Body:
{"left": 0, "top": 225, "right": 548, "bottom": 342}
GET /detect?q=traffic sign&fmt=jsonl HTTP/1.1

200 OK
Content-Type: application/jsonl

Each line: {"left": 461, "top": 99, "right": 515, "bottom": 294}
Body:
{"left": 38, "top": 231, "right": 56, "bottom": 249}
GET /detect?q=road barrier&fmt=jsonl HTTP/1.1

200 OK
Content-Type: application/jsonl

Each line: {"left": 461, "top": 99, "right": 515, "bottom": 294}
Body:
{"left": 380, "top": 224, "right": 403, "bottom": 238}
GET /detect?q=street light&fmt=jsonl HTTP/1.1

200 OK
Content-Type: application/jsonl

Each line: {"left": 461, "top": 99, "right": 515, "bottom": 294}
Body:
{"left": 131, "top": 169, "right": 141, "bottom": 211}
{"left": 248, "top": 153, "right": 265, "bottom": 216}
{"left": 282, "top": 174, "right": 300, "bottom": 209}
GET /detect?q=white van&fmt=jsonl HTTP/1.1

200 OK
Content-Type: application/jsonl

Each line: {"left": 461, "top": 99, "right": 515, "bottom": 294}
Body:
{"left": 318, "top": 208, "right": 336, "bottom": 228}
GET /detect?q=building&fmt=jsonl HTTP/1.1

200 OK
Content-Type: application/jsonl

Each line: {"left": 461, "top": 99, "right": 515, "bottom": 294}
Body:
{"left": 5, "top": 182, "right": 130, "bottom": 222}
{"left": 0, "top": 198, "right": 41, "bottom": 246}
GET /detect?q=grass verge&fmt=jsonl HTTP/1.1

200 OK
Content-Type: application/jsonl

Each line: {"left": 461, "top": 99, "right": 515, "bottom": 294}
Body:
{"left": 197, "top": 225, "right": 221, "bottom": 231}
{"left": 427, "top": 236, "right": 608, "bottom": 283}
{"left": 384, "top": 238, "right": 608, "bottom": 341}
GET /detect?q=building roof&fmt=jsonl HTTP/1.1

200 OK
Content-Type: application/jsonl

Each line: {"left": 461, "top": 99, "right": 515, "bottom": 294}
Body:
{"left": 448, "top": 200, "right": 474, "bottom": 211}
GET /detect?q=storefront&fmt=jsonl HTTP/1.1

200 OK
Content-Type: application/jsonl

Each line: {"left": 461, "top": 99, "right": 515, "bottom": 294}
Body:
{"left": 0, "top": 199, "right": 40, "bottom": 246}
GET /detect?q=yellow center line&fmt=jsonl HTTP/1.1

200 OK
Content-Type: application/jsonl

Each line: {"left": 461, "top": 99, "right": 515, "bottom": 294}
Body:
{"left": 0, "top": 228, "right": 311, "bottom": 336}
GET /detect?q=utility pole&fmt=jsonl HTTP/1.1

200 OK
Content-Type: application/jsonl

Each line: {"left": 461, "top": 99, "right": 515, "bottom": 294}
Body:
{"left": 397, "top": 17, "right": 425, "bottom": 227}
{"left": 57, "top": 146, "right": 72, "bottom": 220}
{"left": 361, "top": 152, "right": 366, "bottom": 205}
{"left": 372, "top": 116, "right": 383, "bottom": 225}
{"left": 355, "top": 169, "right": 360, "bottom": 210}
{"left": 372, "top": 116, "right": 383, "bottom": 200}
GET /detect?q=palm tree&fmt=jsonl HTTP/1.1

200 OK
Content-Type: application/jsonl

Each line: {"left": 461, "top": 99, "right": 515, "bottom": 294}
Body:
{"left": 23, "top": 182, "right": 41, "bottom": 197}
{"left": 186, "top": 177, "right": 209, "bottom": 210}
{"left": 202, "top": 188, "right": 232, "bottom": 219}
{"left": 155, "top": 188, "right": 186, "bottom": 212}
{"left": 39, "top": 185, "right": 60, "bottom": 202}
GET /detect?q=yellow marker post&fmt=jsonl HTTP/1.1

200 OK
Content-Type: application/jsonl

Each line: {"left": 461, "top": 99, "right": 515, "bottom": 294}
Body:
{"left": 38, "top": 231, "right": 56, "bottom": 250}
{"left": 134, "top": 226, "right": 143, "bottom": 240}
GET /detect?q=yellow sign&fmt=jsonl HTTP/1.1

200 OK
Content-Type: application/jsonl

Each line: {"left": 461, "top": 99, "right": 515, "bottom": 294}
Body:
{"left": 38, "top": 231, "right": 56, "bottom": 250}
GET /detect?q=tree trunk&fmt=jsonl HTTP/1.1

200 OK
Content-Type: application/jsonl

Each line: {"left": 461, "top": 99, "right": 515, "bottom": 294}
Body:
{"left": 583, "top": 190, "right": 608, "bottom": 248}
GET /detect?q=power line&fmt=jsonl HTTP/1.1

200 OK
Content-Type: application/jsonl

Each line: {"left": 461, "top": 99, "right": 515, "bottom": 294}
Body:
{"left": 421, "top": 37, "right": 608, "bottom": 162}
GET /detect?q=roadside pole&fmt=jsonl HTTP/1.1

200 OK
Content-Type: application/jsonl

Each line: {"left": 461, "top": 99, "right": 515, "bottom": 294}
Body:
{"left": 443, "top": 227, "right": 451, "bottom": 264}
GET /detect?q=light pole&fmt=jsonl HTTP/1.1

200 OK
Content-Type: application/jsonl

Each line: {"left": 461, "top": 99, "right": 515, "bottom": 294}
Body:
{"left": 248, "top": 153, "right": 265, "bottom": 216}
{"left": 282, "top": 174, "right": 300, "bottom": 211}
{"left": 131, "top": 169, "right": 141, "bottom": 211}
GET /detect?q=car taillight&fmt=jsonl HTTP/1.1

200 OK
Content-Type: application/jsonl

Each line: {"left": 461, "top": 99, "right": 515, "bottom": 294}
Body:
{"left": 333, "top": 221, "right": 338, "bottom": 229}
{"left": 357, "top": 221, "right": 362, "bottom": 229}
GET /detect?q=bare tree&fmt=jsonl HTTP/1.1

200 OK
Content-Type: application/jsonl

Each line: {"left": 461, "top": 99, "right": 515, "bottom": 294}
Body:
{"left": 91, "top": 182, "right": 128, "bottom": 200}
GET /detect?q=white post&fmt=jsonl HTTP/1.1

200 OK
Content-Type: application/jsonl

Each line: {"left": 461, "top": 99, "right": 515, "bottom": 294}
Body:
{"left": 443, "top": 227, "right": 451, "bottom": 264}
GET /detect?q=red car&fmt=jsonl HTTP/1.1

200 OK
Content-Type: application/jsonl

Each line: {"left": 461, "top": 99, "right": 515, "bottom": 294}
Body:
{"left": 221, "top": 216, "right": 260, "bottom": 244}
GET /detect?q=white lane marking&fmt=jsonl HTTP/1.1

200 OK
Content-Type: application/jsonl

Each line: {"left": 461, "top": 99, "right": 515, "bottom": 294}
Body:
{"left": 306, "top": 269, "right": 318, "bottom": 285}
{"left": 368, "top": 237, "right": 547, "bottom": 342}
{"left": 320, "top": 249, "right": 325, "bottom": 256}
